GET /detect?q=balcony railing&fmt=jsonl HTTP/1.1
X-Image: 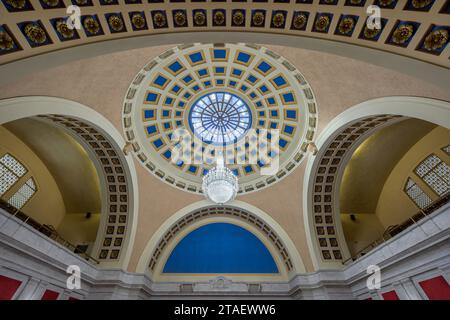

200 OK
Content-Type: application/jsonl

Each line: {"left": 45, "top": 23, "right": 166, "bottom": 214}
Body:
{"left": 0, "top": 199, "right": 99, "bottom": 264}
{"left": 343, "top": 193, "right": 450, "bottom": 265}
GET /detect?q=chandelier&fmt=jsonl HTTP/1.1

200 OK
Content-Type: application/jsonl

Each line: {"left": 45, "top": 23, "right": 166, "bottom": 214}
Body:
{"left": 202, "top": 156, "right": 238, "bottom": 204}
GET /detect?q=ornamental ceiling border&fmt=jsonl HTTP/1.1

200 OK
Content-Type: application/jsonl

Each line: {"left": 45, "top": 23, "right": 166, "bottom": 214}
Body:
{"left": 0, "top": 1, "right": 449, "bottom": 69}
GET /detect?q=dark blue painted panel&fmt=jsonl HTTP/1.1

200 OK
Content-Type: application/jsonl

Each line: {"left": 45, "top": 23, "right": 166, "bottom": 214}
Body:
{"left": 163, "top": 223, "right": 278, "bottom": 273}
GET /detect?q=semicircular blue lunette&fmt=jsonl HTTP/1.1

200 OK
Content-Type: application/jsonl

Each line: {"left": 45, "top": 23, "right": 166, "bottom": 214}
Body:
{"left": 163, "top": 223, "right": 278, "bottom": 274}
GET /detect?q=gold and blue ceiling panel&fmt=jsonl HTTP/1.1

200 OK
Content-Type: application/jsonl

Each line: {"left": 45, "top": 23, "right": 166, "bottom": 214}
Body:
{"left": 81, "top": 14, "right": 104, "bottom": 37}
{"left": 50, "top": 17, "right": 80, "bottom": 42}
{"left": 0, "top": 24, "right": 21, "bottom": 55}
{"left": 417, "top": 25, "right": 450, "bottom": 55}
{"left": 17, "top": 20, "right": 53, "bottom": 48}
{"left": 129, "top": 11, "right": 148, "bottom": 31}
{"left": 385, "top": 20, "right": 420, "bottom": 47}
{"left": 122, "top": 43, "right": 318, "bottom": 194}
{"left": 334, "top": 15, "right": 359, "bottom": 37}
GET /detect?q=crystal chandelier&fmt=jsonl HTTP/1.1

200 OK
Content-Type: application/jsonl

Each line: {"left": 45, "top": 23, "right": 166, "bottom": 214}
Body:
{"left": 202, "top": 156, "right": 238, "bottom": 204}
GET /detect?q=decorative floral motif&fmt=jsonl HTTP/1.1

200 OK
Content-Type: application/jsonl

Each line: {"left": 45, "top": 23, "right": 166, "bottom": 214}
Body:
{"left": 173, "top": 10, "right": 187, "bottom": 27}
{"left": 24, "top": 23, "right": 47, "bottom": 44}
{"left": 322, "top": 250, "right": 332, "bottom": 260}
{"left": 108, "top": 14, "right": 124, "bottom": 32}
{"left": 5, "top": 0, "right": 26, "bottom": 8}
{"left": 41, "top": 0, "right": 60, "bottom": 7}
{"left": 359, "top": 17, "right": 386, "bottom": 41}
{"left": 0, "top": 31, "right": 14, "bottom": 50}
{"left": 363, "top": 26, "right": 381, "bottom": 39}
{"left": 193, "top": 10, "right": 206, "bottom": 26}
{"left": 423, "top": 29, "right": 449, "bottom": 51}
{"left": 55, "top": 19, "right": 75, "bottom": 39}
{"left": 252, "top": 11, "right": 265, "bottom": 27}
{"left": 377, "top": 0, "right": 396, "bottom": 7}
{"left": 292, "top": 13, "right": 308, "bottom": 30}
{"left": 412, "top": 0, "right": 432, "bottom": 8}
{"left": 232, "top": 10, "right": 245, "bottom": 26}
{"left": 83, "top": 16, "right": 100, "bottom": 35}
{"left": 391, "top": 24, "right": 414, "bottom": 45}
{"left": 314, "top": 15, "right": 330, "bottom": 32}
{"left": 131, "top": 13, "right": 146, "bottom": 29}
{"left": 337, "top": 17, "right": 356, "bottom": 35}
{"left": 152, "top": 12, "right": 167, "bottom": 28}
{"left": 213, "top": 10, "right": 225, "bottom": 26}
{"left": 272, "top": 12, "right": 285, "bottom": 28}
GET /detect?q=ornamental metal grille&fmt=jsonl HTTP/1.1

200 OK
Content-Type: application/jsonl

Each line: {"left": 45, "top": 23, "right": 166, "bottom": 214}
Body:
{"left": 404, "top": 177, "right": 433, "bottom": 209}
{"left": 442, "top": 145, "right": 450, "bottom": 156}
{"left": 8, "top": 178, "right": 36, "bottom": 209}
{"left": 0, "top": 153, "right": 27, "bottom": 196}
{"left": 415, "top": 154, "right": 450, "bottom": 196}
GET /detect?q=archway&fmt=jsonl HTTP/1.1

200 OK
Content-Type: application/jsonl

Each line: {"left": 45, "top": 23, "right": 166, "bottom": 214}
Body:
{"left": 0, "top": 96, "right": 139, "bottom": 269}
{"left": 303, "top": 96, "right": 450, "bottom": 270}
{"left": 137, "top": 200, "right": 305, "bottom": 282}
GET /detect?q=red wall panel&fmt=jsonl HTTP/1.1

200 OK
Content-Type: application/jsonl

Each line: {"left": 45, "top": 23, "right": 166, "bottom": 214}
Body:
{"left": 419, "top": 276, "right": 450, "bottom": 300}
{"left": 0, "top": 275, "right": 22, "bottom": 300}
{"left": 382, "top": 290, "right": 400, "bottom": 300}
{"left": 41, "top": 289, "right": 59, "bottom": 300}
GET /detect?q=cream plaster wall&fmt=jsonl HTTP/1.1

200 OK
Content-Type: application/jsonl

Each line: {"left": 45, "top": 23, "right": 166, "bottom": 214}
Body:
{"left": 340, "top": 119, "right": 436, "bottom": 214}
{"left": 376, "top": 127, "right": 450, "bottom": 229}
{"left": 0, "top": 126, "right": 66, "bottom": 227}
{"left": 1, "top": 45, "right": 449, "bottom": 272}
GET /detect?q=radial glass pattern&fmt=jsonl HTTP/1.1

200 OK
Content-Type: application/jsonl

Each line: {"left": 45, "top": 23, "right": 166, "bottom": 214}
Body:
{"left": 189, "top": 92, "right": 252, "bottom": 145}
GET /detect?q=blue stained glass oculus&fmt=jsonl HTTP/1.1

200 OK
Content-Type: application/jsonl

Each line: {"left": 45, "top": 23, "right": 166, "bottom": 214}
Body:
{"left": 189, "top": 92, "right": 252, "bottom": 145}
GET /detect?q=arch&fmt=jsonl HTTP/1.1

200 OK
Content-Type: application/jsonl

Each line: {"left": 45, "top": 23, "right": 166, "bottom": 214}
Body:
{"left": 1, "top": 32, "right": 449, "bottom": 91}
{"left": 0, "top": 96, "right": 139, "bottom": 269}
{"left": 303, "top": 96, "right": 450, "bottom": 270}
{"left": 136, "top": 200, "right": 305, "bottom": 282}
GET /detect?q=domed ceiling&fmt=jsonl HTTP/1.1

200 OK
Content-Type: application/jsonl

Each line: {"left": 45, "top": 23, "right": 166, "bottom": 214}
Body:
{"left": 122, "top": 43, "right": 318, "bottom": 194}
